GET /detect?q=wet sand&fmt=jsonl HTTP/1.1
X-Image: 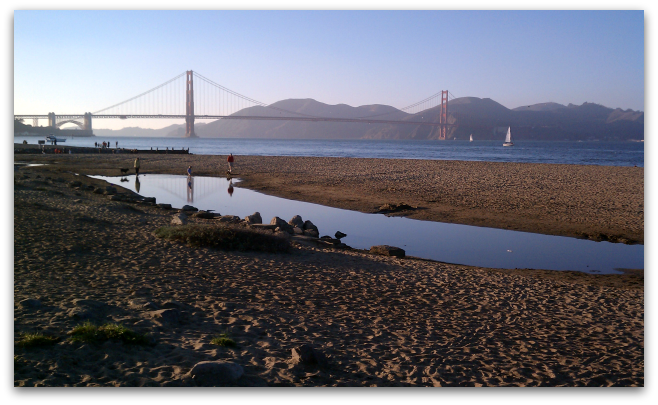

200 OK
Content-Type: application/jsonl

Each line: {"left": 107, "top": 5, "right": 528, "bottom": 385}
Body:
{"left": 13, "top": 153, "right": 644, "bottom": 387}
{"left": 16, "top": 150, "right": 643, "bottom": 244}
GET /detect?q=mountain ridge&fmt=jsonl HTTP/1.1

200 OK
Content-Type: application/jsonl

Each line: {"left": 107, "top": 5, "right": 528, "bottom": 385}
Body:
{"left": 87, "top": 97, "right": 643, "bottom": 141}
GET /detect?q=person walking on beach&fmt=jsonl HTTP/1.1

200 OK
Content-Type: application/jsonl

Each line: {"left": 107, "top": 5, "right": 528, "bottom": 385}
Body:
{"left": 227, "top": 153, "right": 234, "bottom": 174}
{"left": 134, "top": 157, "right": 141, "bottom": 175}
{"left": 187, "top": 165, "right": 192, "bottom": 176}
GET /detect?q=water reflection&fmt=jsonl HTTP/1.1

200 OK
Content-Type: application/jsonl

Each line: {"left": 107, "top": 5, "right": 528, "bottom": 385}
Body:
{"left": 89, "top": 174, "right": 644, "bottom": 274}
{"left": 187, "top": 175, "right": 194, "bottom": 203}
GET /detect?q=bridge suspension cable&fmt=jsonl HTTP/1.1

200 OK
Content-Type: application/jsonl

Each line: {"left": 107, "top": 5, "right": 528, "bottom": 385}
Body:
{"left": 93, "top": 72, "right": 187, "bottom": 115}
{"left": 90, "top": 70, "right": 453, "bottom": 121}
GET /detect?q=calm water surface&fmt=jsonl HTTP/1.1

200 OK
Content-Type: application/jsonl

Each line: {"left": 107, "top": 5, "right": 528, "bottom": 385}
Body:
{"left": 90, "top": 174, "right": 644, "bottom": 275}
{"left": 16, "top": 136, "right": 644, "bottom": 167}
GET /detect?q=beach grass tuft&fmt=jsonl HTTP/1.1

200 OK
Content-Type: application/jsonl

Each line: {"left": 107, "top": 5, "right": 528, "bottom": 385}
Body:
{"left": 16, "top": 333, "right": 60, "bottom": 348}
{"left": 69, "top": 321, "right": 151, "bottom": 345}
{"left": 211, "top": 333, "right": 237, "bottom": 347}
{"left": 155, "top": 224, "right": 291, "bottom": 253}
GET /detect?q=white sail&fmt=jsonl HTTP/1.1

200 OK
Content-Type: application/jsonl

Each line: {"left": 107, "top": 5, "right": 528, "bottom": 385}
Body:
{"left": 469, "top": 134, "right": 473, "bottom": 142}
{"left": 505, "top": 127, "right": 511, "bottom": 143}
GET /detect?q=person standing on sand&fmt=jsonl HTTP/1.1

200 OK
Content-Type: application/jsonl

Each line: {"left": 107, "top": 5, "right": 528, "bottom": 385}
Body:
{"left": 134, "top": 157, "right": 141, "bottom": 175}
{"left": 187, "top": 166, "right": 192, "bottom": 176}
{"left": 227, "top": 153, "right": 234, "bottom": 173}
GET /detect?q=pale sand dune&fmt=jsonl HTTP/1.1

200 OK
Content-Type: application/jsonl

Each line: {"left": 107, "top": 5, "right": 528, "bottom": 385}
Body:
{"left": 13, "top": 162, "right": 643, "bottom": 387}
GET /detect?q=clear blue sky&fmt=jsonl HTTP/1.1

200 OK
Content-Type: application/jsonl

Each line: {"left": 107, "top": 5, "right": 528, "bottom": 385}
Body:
{"left": 13, "top": 9, "right": 645, "bottom": 130}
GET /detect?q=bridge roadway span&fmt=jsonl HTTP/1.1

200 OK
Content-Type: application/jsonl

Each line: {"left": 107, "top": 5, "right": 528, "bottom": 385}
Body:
{"left": 14, "top": 114, "right": 455, "bottom": 127}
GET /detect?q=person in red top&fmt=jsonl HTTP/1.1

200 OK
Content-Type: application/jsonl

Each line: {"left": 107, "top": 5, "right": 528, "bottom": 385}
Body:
{"left": 227, "top": 153, "right": 234, "bottom": 174}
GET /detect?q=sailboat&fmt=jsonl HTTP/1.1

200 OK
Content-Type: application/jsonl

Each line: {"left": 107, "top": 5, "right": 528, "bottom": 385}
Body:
{"left": 469, "top": 134, "right": 473, "bottom": 142}
{"left": 503, "top": 127, "right": 513, "bottom": 147}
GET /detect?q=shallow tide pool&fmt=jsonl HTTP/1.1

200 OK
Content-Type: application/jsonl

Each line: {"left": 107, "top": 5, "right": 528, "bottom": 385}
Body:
{"left": 90, "top": 174, "right": 644, "bottom": 275}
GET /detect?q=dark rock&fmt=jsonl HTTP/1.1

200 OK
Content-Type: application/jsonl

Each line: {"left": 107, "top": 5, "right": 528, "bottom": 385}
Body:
{"left": 244, "top": 212, "right": 262, "bottom": 224}
{"left": 289, "top": 215, "right": 304, "bottom": 228}
{"left": 303, "top": 220, "right": 319, "bottom": 237}
{"left": 334, "top": 231, "right": 347, "bottom": 239}
{"left": 293, "top": 227, "right": 304, "bottom": 235}
{"left": 194, "top": 211, "right": 216, "bottom": 219}
{"left": 93, "top": 187, "right": 103, "bottom": 194}
{"left": 291, "top": 344, "right": 329, "bottom": 368}
{"left": 370, "top": 245, "right": 406, "bottom": 258}
{"left": 271, "top": 217, "right": 294, "bottom": 234}
{"left": 157, "top": 203, "right": 172, "bottom": 210}
{"left": 217, "top": 215, "right": 241, "bottom": 223}
{"left": 188, "top": 361, "right": 244, "bottom": 386}
{"left": 105, "top": 186, "right": 117, "bottom": 194}
{"left": 142, "top": 197, "right": 156, "bottom": 204}
{"left": 181, "top": 205, "right": 198, "bottom": 212}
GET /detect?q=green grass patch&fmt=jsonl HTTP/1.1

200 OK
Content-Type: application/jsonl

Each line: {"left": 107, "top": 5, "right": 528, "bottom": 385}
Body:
{"left": 69, "top": 322, "right": 151, "bottom": 345}
{"left": 15, "top": 333, "right": 60, "bottom": 348}
{"left": 155, "top": 224, "right": 291, "bottom": 253}
{"left": 211, "top": 333, "right": 237, "bottom": 347}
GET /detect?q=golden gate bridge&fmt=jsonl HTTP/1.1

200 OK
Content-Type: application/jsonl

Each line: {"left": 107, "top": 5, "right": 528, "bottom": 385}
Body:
{"left": 15, "top": 70, "right": 455, "bottom": 139}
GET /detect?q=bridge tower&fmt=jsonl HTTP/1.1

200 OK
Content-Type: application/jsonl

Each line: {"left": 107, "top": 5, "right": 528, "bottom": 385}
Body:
{"left": 48, "top": 112, "right": 56, "bottom": 128}
{"left": 83, "top": 112, "right": 92, "bottom": 132}
{"left": 439, "top": 90, "right": 448, "bottom": 140}
{"left": 185, "top": 70, "right": 197, "bottom": 138}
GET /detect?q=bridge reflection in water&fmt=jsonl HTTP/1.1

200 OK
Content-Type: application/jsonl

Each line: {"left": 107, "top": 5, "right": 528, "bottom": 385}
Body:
{"left": 90, "top": 174, "right": 644, "bottom": 275}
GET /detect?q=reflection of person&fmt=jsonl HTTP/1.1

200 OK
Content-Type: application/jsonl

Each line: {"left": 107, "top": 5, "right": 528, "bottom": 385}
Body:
{"left": 228, "top": 179, "right": 234, "bottom": 197}
{"left": 187, "top": 175, "right": 194, "bottom": 203}
{"left": 135, "top": 176, "right": 141, "bottom": 193}
{"left": 227, "top": 153, "right": 234, "bottom": 173}
{"left": 134, "top": 157, "right": 141, "bottom": 175}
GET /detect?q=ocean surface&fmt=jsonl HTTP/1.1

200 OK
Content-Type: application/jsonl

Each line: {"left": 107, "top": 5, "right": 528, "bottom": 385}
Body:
{"left": 15, "top": 135, "right": 644, "bottom": 167}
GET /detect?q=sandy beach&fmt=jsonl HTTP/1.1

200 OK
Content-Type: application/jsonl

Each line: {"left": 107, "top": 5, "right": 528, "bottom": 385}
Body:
{"left": 13, "top": 151, "right": 644, "bottom": 387}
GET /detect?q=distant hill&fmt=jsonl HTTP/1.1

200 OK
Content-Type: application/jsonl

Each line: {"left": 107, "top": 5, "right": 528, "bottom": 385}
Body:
{"left": 195, "top": 99, "right": 410, "bottom": 139}
{"left": 49, "top": 97, "right": 643, "bottom": 141}
{"left": 362, "top": 98, "right": 644, "bottom": 141}
{"left": 92, "top": 124, "right": 207, "bottom": 138}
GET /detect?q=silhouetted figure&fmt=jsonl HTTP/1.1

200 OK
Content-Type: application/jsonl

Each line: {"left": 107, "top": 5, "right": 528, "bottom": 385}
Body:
{"left": 227, "top": 153, "right": 234, "bottom": 174}
{"left": 135, "top": 176, "right": 141, "bottom": 193}
{"left": 134, "top": 157, "right": 141, "bottom": 175}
